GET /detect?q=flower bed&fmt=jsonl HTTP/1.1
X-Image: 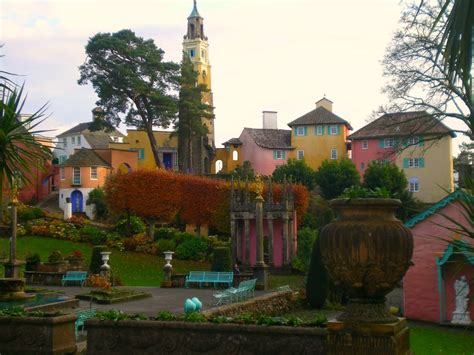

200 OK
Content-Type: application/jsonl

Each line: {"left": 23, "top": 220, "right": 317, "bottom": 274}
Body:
{"left": 76, "top": 288, "right": 152, "bottom": 304}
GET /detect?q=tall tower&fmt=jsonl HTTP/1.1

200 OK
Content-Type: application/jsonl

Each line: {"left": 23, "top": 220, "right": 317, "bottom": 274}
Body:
{"left": 181, "top": 0, "right": 215, "bottom": 173}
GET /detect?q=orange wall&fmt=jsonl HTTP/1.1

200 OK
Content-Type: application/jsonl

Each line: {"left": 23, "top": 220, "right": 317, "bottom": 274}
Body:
{"left": 59, "top": 166, "right": 110, "bottom": 189}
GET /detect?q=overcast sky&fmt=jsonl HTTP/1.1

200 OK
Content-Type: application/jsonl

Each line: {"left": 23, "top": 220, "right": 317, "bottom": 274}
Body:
{"left": 1, "top": 0, "right": 468, "bottom": 153}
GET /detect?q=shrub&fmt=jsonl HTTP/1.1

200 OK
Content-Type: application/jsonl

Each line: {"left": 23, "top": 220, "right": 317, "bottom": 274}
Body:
{"left": 154, "top": 227, "right": 180, "bottom": 241}
{"left": 17, "top": 205, "right": 45, "bottom": 221}
{"left": 211, "top": 247, "right": 232, "bottom": 271}
{"left": 291, "top": 228, "right": 317, "bottom": 273}
{"left": 175, "top": 237, "right": 208, "bottom": 261}
{"left": 47, "top": 250, "right": 63, "bottom": 263}
{"left": 87, "top": 187, "right": 108, "bottom": 220}
{"left": 81, "top": 225, "right": 107, "bottom": 245}
{"left": 85, "top": 274, "right": 111, "bottom": 290}
{"left": 174, "top": 231, "right": 195, "bottom": 246}
{"left": 306, "top": 237, "right": 328, "bottom": 309}
{"left": 25, "top": 252, "right": 41, "bottom": 271}
{"left": 155, "top": 239, "right": 176, "bottom": 254}
{"left": 115, "top": 215, "right": 146, "bottom": 236}
{"left": 90, "top": 245, "right": 108, "bottom": 274}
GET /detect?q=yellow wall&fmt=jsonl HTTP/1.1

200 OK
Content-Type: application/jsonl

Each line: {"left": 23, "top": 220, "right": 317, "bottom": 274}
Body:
{"left": 396, "top": 135, "right": 453, "bottom": 203}
{"left": 211, "top": 145, "right": 242, "bottom": 174}
{"left": 289, "top": 124, "right": 348, "bottom": 170}
{"left": 109, "top": 130, "right": 178, "bottom": 170}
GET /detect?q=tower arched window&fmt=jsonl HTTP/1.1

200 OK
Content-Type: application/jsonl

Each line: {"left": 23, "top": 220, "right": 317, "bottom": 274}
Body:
{"left": 232, "top": 150, "right": 238, "bottom": 161}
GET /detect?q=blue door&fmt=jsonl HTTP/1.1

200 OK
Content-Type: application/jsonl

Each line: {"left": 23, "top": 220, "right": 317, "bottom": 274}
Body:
{"left": 163, "top": 153, "right": 173, "bottom": 170}
{"left": 71, "top": 190, "right": 83, "bottom": 213}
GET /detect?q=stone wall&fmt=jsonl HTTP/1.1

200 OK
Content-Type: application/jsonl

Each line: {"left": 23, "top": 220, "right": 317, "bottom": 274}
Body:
{"left": 202, "top": 290, "right": 295, "bottom": 318}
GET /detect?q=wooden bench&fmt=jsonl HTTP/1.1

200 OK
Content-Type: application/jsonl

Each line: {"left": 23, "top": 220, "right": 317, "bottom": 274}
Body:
{"left": 61, "top": 271, "right": 88, "bottom": 287}
{"left": 185, "top": 271, "right": 233, "bottom": 288}
{"left": 75, "top": 308, "right": 96, "bottom": 338}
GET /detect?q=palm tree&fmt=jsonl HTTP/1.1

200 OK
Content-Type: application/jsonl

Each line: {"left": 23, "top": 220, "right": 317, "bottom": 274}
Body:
{"left": 0, "top": 84, "right": 52, "bottom": 210}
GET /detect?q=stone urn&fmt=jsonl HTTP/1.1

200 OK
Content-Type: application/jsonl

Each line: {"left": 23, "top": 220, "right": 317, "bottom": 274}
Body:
{"left": 319, "top": 198, "right": 413, "bottom": 323}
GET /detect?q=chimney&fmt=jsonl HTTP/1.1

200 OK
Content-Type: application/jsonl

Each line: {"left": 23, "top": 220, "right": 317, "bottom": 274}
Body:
{"left": 316, "top": 97, "right": 333, "bottom": 112}
{"left": 262, "top": 111, "right": 278, "bottom": 129}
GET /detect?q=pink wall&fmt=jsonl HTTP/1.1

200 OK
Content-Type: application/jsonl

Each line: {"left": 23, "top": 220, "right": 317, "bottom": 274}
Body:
{"left": 239, "top": 130, "right": 289, "bottom": 176}
{"left": 351, "top": 138, "right": 395, "bottom": 177}
{"left": 404, "top": 201, "right": 474, "bottom": 323}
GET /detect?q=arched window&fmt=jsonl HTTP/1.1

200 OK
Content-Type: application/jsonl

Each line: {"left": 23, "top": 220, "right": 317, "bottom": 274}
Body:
{"left": 232, "top": 150, "right": 238, "bottom": 161}
{"left": 215, "top": 160, "right": 223, "bottom": 173}
{"left": 409, "top": 177, "right": 419, "bottom": 192}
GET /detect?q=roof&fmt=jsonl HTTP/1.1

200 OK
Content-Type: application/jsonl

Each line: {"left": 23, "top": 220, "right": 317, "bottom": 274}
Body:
{"left": 287, "top": 106, "right": 353, "bottom": 129}
{"left": 243, "top": 128, "right": 292, "bottom": 149}
{"left": 223, "top": 138, "right": 242, "bottom": 146}
{"left": 348, "top": 111, "right": 456, "bottom": 140}
{"left": 188, "top": 0, "right": 202, "bottom": 18}
{"left": 82, "top": 132, "right": 114, "bottom": 149}
{"left": 404, "top": 189, "right": 470, "bottom": 228}
{"left": 436, "top": 241, "right": 474, "bottom": 266}
{"left": 57, "top": 121, "right": 124, "bottom": 138}
{"left": 61, "top": 148, "right": 110, "bottom": 167}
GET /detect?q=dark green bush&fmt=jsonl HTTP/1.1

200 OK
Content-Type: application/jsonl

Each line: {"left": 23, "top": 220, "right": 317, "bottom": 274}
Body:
{"left": 154, "top": 227, "right": 180, "bottom": 241}
{"left": 174, "top": 231, "right": 195, "bottom": 246}
{"left": 175, "top": 237, "right": 207, "bottom": 260}
{"left": 17, "top": 206, "right": 45, "bottom": 221}
{"left": 47, "top": 250, "right": 63, "bottom": 263}
{"left": 25, "top": 252, "right": 41, "bottom": 271}
{"left": 306, "top": 236, "right": 328, "bottom": 309}
{"left": 81, "top": 225, "right": 107, "bottom": 245}
{"left": 90, "top": 245, "right": 108, "bottom": 274}
{"left": 87, "top": 187, "right": 108, "bottom": 220}
{"left": 155, "top": 239, "right": 176, "bottom": 254}
{"left": 211, "top": 247, "right": 232, "bottom": 271}
{"left": 291, "top": 228, "right": 317, "bottom": 273}
{"left": 115, "top": 215, "right": 146, "bottom": 236}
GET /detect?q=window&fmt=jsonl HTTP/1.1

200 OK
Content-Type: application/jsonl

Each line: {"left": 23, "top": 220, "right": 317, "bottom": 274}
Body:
{"left": 360, "top": 162, "right": 365, "bottom": 169}
{"left": 215, "top": 160, "right": 223, "bottom": 173}
{"left": 77, "top": 135, "right": 81, "bottom": 145}
{"left": 329, "top": 125, "right": 338, "bottom": 135}
{"left": 90, "top": 167, "right": 98, "bottom": 180}
{"left": 384, "top": 138, "right": 395, "bottom": 148}
{"left": 297, "top": 150, "right": 304, "bottom": 160}
{"left": 409, "top": 178, "right": 420, "bottom": 192}
{"left": 62, "top": 137, "right": 67, "bottom": 147}
{"left": 315, "top": 125, "right": 323, "bottom": 135}
{"left": 129, "top": 148, "right": 145, "bottom": 160}
{"left": 73, "top": 167, "right": 81, "bottom": 185}
{"left": 60, "top": 167, "right": 65, "bottom": 180}
{"left": 232, "top": 150, "right": 238, "bottom": 161}
{"left": 189, "top": 48, "right": 195, "bottom": 58}
{"left": 331, "top": 149, "right": 337, "bottom": 160}
{"left": 72, "top": 136, "right": 75, "bottom": 144}
{"left": 362, "top": 140, "right": 368, "bottom": 149}
{"left": 404, "top": 157, "right": 425, "bottom": 168}
{"left": 295, "top": 126, "right": 306, "bottom": 136}
{"left": 274, "top": 150, "right": 284, "bottom": 160}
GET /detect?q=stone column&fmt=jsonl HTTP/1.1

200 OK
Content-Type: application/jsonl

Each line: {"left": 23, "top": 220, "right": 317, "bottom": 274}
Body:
{"left": 230, "top": 216, "right": 237, "bottom": 262}
{"left": 244, "top": 214, "right": 250, "bottom": 266}
{"left": 252, "top": 195, "right": 268, "bottom": 290}
{"left": 289, "top": 217, "right": 295, "bottom": 259}
{"left": 64, "top": 197, "right": 72, "bottom": 220}
{"left": 282, "top": 214, "right": 289, "bottom": 265}
{"left": 267, "top": 214, "right": 274, "bottom": 266}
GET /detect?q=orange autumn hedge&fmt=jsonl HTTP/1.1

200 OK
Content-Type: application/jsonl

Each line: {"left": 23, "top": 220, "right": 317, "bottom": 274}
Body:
{"left": 105, "top": 170, "right": 309, "bottom": 228}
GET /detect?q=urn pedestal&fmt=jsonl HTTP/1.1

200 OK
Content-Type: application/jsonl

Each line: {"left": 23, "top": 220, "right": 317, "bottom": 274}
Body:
{"left": 319, "top": 198, "right": 413, "bottom": 354}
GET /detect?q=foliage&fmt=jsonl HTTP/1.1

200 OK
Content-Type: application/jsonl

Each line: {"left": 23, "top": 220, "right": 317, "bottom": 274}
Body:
{"left": 300, "top": 193, "right": 334, "bottom": 230}
{"left": 273, "top": 159, "right": 316, "bottom": 190}
{"left": 69, "top": 250, "right": 83, "bottom": 258}
{"left": 156, "top": 311, "right": 176, "bottom": 321}
{"left": 291, "top": 228, "right": 317, "bottom": 273}
{"left": 30, "top": 219, "right": 80, "bottom": 241}
{"left": 87, "top": 188, "right": 108, "bottom": 220}
{"left": 90, "top": 245, "right": 108, "bottom": 274}
{"left": 0, "top": 306, "right": 59, "bottom": 318}
{"left": 155, "top": 239, "right": 176, "bottom": 254}
{"left": 96, "top": 310, "right": 147, "bottom": 322}
{"left": 122, "top": 233, "right": 157, "bottom": 254}
{"left": 47, "top": 250, "right": 63, "bottom": 263}
{"left": 176, "top": 53, "right": 213, "bottom": 172}
{"left": 175, "top": 237, "right": 208, "bottom": 261}
{"left": 85, "top": 274, "right": 111, "bottom": 291}
{"left": 115, "top": 215, "right": 146, "bottom": 237}
{"left": 17, "top": 204, "right": 45, "bottom": 221}
{"left": 25, "top": 252, "right": 41, "bottom": 271}
{"left": 0, "top": 84, "right": 52, "bottom": 210}
{"left": 80, "top": 225, "right": 107, "bottom": 245}
{"left": 78, "top": 29, "right": 180, "bottom": 167}
{"left": 211, "top": 247, "right": 232, "bottom": 272}
{"left": 341, "top": 186, "right": 391, "bottom": 199}
{"left": 154, "top": 227, "right": 180, "bottom": 241}
{"left": 314, "top": 158, "right": 360, "bottom": 200}
{"left": 306, "top": 236, "right": 328, "bottom": 309}
{"left": 382, "top": 1, "right": 473, "bottom": 139}
{"left": 363, "top": 162, "right": 407, "bottom": 196}
{"left": 231, "top": 161, "right": 255, "bottom": 180}
{"left": 184, "top": 311, "right": 207, "bottom": 323}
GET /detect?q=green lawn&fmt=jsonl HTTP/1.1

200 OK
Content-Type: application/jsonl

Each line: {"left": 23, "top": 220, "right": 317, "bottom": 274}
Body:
{"left": 411, "top": 326, "right": 474, "bottom": 355}
{"left": 0, "top": 236, "right": 210, "bottom": 286}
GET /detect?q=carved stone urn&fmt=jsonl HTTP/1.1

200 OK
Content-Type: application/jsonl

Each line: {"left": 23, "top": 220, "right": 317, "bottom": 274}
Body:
{"left": 319, "top": 198, "right": 413, "bottom": 323}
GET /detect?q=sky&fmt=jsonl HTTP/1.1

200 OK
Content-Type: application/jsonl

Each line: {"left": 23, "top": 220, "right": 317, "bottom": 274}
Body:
{"left": 1, "top": 0, "right": 469, "bottom": 154}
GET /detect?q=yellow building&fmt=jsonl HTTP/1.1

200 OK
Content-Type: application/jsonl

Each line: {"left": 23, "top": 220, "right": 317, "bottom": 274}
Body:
{"left": 109, "top": 129, "right": 178, "bottom": 170}
{"left": 212, "top": 138, "right": 243, "bottom": 174}
{"left": 287, "top": 98, "right": 352, "bottom": 170}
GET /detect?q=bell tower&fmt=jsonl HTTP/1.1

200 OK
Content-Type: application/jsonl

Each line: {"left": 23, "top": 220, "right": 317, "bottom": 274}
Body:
{"left": 183, "top": 0, "right": 215, "bottom": 150}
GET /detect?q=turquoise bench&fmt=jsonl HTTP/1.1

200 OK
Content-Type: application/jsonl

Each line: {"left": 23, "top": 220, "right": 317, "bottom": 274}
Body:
{"left": 75, "top": 308, "right": 96, "bottom": 338}
{"left": 213, "top": 278, "right": 257, "bottom": 305}
{"left": 61, "top": 271, "right": 88, "bottom": 287}
{"left": 185, "top": 271, "right": 233, "bottom": 288}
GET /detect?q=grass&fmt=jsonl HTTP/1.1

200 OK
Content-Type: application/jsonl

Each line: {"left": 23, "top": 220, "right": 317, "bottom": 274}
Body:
{"left": 0, "top": 236, "right": 210, "bottom": 286}
{"left": 268, "top": 274, "right": 305, "bottom": 290}
{"left": 410, "top": 326, "right": 474, "bottom": 355}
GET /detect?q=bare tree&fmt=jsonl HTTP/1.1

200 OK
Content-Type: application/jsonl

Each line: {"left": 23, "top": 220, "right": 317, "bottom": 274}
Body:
{"left": 382, "top": 1, "right": 473, "bottom": 140}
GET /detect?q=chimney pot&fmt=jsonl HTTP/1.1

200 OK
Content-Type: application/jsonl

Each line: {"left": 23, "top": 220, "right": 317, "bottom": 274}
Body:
{"left": 262, "top": 111, "right": 278, "bottom": 129}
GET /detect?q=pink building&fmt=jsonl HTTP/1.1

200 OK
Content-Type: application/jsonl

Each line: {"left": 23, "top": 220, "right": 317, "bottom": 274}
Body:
{"left": 403, "top": 190, "right": 474, "bottom": 323}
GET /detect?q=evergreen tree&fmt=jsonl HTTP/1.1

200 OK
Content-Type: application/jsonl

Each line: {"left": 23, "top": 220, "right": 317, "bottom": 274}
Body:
{"left": 363, "top": 161, "right": 407, "bottom": 196}
{"left": 314, "top": 158, "right": 360, "bottom": 200}
{"left": 176, "top": 54, "right": 213, "bottom": 173}
{"left": 272, "top": 158, "right": 316, "bottom": 190}
{"left": 306, "top": 236, "right": 328, "bottom": 309}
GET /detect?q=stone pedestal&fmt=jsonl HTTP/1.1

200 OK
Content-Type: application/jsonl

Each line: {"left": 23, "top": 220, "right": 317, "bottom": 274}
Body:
{"left": 161, "top": 265, "right": 173, "bottom": 288}
{"left": 64, "top": 200, "right": 72, "bottom": 220}
{"left": 252, "top": 263, "right": 269, "bottom": 291}
{"left": 327, "top": 318, "right": 410, "bottom": 355}
{"left": 452, "top": 311, "right": 472, "bottom": 325}
{"left": 4, "top": 260, "right": 25, "bottom": 278}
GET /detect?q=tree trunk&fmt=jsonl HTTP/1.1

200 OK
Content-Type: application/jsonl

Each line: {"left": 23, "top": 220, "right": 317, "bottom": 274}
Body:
{"left": 188, "top": 128, "right": 193, "bottom": 174}
{"left": 145, "top": 124, "right": 162, "bottom": 169}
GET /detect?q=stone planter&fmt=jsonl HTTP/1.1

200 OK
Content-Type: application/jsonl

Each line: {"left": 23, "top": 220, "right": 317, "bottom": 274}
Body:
{"left": 319, "top": 198, "right": 413, "bottom": 323}
{"left": 65, "top": 256, "right": 84, "bottom": 271}
{"left": 0, "top": 313, "right": 77, "bottom": 354}
{"left": 86, "top": 319, "right": 328, "bottom": 355}
{"left": 42, "top": 261, "right": 68, "bottom": 273}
